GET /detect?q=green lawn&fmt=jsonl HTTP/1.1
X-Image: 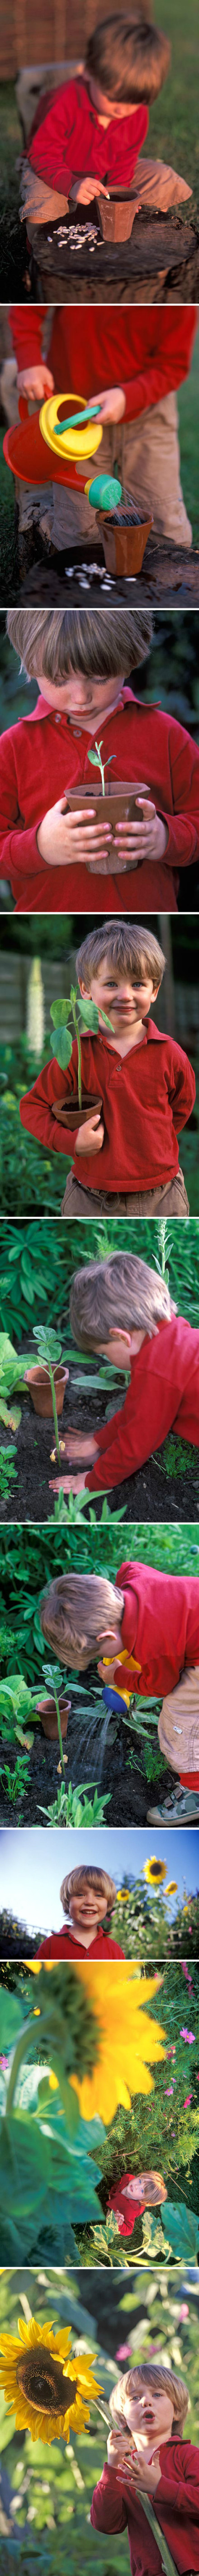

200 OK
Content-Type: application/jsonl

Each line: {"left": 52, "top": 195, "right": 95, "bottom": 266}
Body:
{"left": 143, "top": 0, "right": 199, "bottom": 217}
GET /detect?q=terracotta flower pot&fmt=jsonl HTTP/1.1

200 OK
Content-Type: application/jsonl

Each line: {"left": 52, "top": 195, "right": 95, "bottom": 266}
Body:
{"left": 96, "top": 508, "right": 152, "bottom": 577}
{"left": 25, "top": 1364, "right": 68, "bottom": 1418}
{"left": 95, "top": 190, "right": 135, "bottom": 242}
{"left": 35, "top": 1691, "right": 71, "bottom": 1741}
{"left": 52, "top": 1092, "right": 102, "bottom": 1131}
{"left": 66, "top": 782, "right": 148, "bottom": 849}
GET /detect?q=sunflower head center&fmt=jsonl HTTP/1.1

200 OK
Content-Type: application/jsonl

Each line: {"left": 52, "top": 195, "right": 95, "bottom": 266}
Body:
{"left": 16, "top": 2348, "right": 76, "bottom": 2414}
{"left": 151, "top": 1865, "right": 162, "bottom": 1879}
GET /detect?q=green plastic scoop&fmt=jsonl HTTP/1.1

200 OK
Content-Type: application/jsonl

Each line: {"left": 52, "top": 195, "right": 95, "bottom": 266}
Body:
{"left": 55, "top": 399, "right": 101, "bottom": 436}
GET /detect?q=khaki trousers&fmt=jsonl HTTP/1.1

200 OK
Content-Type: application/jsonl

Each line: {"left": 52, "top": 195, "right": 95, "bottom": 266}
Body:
{"left": 158, "top": 1670, "right": 199, "bottom": 1773}
{"left": 61, "top": 1165, "right": 189, "bottom": 1220}
{"left": 21, "top": 151, "right": 191, "bottom": 228}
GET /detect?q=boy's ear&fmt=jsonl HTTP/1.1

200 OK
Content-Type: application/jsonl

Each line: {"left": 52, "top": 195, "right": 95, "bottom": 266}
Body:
{"left": 96, "top": 1626, "right": 122, "bottom": 1644}
{"left": 152, "top": 982, "right": 161, "bottom": 999}
{"left": 79, "top": 975, "right": 91, "bottom": 997}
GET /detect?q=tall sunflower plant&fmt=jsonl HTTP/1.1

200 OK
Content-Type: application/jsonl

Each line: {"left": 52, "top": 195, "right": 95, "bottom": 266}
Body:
{"left": 113, "top": 1859, "right": 179, "bottom": 1961}
{"left": 0, "top": 1962, "right": 165, "bottom": 2264}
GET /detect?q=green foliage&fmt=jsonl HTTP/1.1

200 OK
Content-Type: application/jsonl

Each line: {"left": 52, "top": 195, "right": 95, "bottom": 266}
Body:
{"left": 0, "top": 1754, "right": 30, "bottom": 1811}
{"left": 153, "top": 1433, "right": 198, "bottom": 1482}
{"left": 50, "top": 987, "right": 113, "bottom": 1106}
{"left": 0, "top": 1331, "right": 29, "bottom": 1421}
{"left": 0, "top": 1077, "right": 69, "bottom": 1217}
{"left": 38, "top": 1778, "right": 111, "bottom": 1826}
{"left": 111, "top": 1873, "right": 199, "bottom": 1961}
{"left": 0, "top": 1445, "right": 17, "bottom": 1500}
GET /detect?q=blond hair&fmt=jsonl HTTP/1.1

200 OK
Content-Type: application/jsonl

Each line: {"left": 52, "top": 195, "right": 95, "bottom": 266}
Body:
{"left": 110, "top": 2364, "right": 189, "bottom": 2438}
{"left": 6, "top": 607, "right": 153, "bottom": 682}
{"left": 70, "top": 1252, "right": 174, "bottom": 1357}
{"left": 40, "top": 1571, "right": 123, "bottom": 1670}
{"left": 76, "top": 920, "right": 165, "bottom": 992}
{"left": 61, "top": 1864, "right": 116, "bottom": 1921}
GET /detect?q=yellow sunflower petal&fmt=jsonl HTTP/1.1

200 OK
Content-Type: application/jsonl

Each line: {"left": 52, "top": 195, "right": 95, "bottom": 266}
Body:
{"left": 0, "top": 2316, "right": 102, "bottom": 2446}
{"left": 143, "top": 1857, "right": 167, "bottom": 1886}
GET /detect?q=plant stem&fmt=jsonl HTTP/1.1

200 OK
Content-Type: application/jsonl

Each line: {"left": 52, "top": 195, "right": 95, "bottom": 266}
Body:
{"left": 52, "top": 1684, "right": 66, "bottom": 1781}
{"left": 47, "top": 1360, "right": 61, "bottom": 1469}
{"left": 5, "top": 2015, "right": 48, "bottom": 2114}
{"left": 139, "top": 2491, "right": 178, "bottom": 2576}
{"left": 73, "top": 1005, "right": 82, "bottom": 1111}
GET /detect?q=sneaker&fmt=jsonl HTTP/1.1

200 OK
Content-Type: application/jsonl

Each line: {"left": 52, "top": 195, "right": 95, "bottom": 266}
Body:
{"left": 147, "top": 1788, "right": 199, "bottom": 1822}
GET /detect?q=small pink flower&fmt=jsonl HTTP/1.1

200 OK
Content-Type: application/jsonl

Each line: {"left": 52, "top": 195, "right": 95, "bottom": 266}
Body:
{"left": 180, "top": 2028, "right": 195, "bottom": 2043}
{"left": 165, "top": 2086, "right": 174, "bottom": 2095}
{"left": 179, "top": 2305, "right": 189, "bottom": 2320}
{"left": 116, "top": 2344, "right": 131, "bottom": 2361}
{"left": 183, "top": 2095, "right": 192, "bottom": 2107}
{"left": 0, "top": 2054, "right": 9, "bottom": 2070}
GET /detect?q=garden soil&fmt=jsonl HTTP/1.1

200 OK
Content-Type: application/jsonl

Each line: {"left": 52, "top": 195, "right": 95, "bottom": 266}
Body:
{"left": 2, "top": 1364, "right": 199, "bottom": 1526}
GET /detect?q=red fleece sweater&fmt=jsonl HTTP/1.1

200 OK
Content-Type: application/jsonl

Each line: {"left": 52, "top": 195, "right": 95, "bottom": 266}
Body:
{"left": 10, "top": 307, "right": 196, "bottom": 426}
{"left": 85, "top": 1315, "right": 199, "bottom": 1492}
{"left": 1, "top": 690, "right": 199, "bottom": 915}
{"left": 107, "top": 2172, "right": 143, "bottom": 2235}
{"left": 90, "top": 2441, "right": 199, "bottom": 2571}
{"left": 37, "top": 1926, "right": 124, "bottom": 1957}
{"left": 28, "top": 76, "right": 148, "bottom": 192}
{"left": 112, "top": 1559, "right": 199, "bottom": 1697}
{"left": 19, "top": 1019, "right": 195, "bottom": 1190}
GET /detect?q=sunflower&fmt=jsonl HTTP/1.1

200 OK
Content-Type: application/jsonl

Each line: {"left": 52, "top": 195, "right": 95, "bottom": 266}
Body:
{"left": 143, "top": 1858, "right": 168, "bottom": 1887}
{"left": 165, "top": 1883, "right": 178, "bottom": 1896}
{"left": 0, "top": 2316, "right": 102, "bottom": 2446}
{"left": 70, "top": 1963, "right": 165, "bottom": 2124}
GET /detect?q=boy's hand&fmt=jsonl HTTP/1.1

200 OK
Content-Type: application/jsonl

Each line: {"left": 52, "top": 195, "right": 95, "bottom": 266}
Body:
{"left": 49, "top": 1472, "right": 87, "bottom": 1495}
{"left": 51, "top": 1430, "right": 98, "bottom": 1463}
{"left": 71, "top": 175, "right": 110, "bottom": 203}
{"left": 126, "top": 2457, "right": 161, "bottom": 2495}
{"left": 107, "top": 2431, "right": 136, "bottom": 2483}
{"left": 76, "top": 1110, "right": 104, "bottom": 1154}
{"left": 96, "top": 385, "right": 126, "bottom": 424}
{"left": 115, "top": 801, "right": 168, "bottom": 865}
{"left": 37, "top": 798, "right": 112, "bottom": 865}
{"left": 17, "top": 366, "right": 55, "bottom": 401}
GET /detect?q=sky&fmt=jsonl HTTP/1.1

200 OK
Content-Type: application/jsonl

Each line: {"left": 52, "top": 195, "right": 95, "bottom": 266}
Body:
{"left": 0, "top": 1825, "right": 198, "bottom": 1934}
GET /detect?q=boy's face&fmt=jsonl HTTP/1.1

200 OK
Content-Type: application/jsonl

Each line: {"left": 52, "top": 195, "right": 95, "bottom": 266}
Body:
{"left": 88, "top": 75, "right": 137, "bottom": 119}
{"left": 80, "top": 954, "right": 159, "bottom": 1032}
{"left": 68, "top": 1882, "right": 108, "bottom": 1927}
{"left": 36, "top": 668, "right": 125, "bottom": 726}
{"left": 124, "top": 2387, "right": 174, "bottom": 2448}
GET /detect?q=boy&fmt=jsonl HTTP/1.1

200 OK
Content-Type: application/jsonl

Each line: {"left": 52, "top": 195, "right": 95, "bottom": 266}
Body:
{"left": 21, "top": 14, "right": 190, "bottom": 232}
{"left": 10, "top": 307, "right": 196, "bottom": 567}
{"left": 48, "top": 1246, "right": 199, "bottom": 1501}
{"left": 37, "top": 1862, "right": 124, "bottom": 1957}
{"left": 40, "top": 1562, "right": 199, "bottom": 1821}
{"left": 19, "top": 919, "right": 195, "bottom": 1215}
{"left": 3, "top": 608, "right": 199, "bottom": 914}
{"left": 91, "top": 2359, "right": 199, "bottom": 2571}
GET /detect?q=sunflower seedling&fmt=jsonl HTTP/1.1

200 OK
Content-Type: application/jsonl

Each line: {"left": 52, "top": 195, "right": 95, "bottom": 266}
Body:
{"left": 50, "top": 981, "right": 114, "bottom": 1110}
{"left": 88, "top": 738, "right": 116, "bottom": 797}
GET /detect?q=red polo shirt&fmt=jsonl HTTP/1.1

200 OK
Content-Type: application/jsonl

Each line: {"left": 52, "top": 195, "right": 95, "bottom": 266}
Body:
{"left": 10, "top": 308, "right": 196, "bottom": 426}
{"left": 19, "top": 1019, "right": 195, "bottom": 1190}
{"left": 112, "top": 1559, "right": 199, "bottom": 1698}
{"left": 86, "top": 1314, "right": 199, "bottom": 1492}
{"left": 91, "top": 2441, "right": 199, "bottom": 2571}
{"left": 37, "top": 1927, "right": 124, "bottom": 1958}
{"left": 107, "top": 2173, "right": 143, "bottom": 2235}
{"left": 1, "top": 690, "right": 199, "bottom": 914}
{"left": 28, "top": 76, "right": 148, "bottom": 192}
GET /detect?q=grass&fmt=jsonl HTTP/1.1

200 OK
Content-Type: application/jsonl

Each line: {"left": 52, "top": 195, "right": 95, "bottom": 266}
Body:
{"left": 142, "top": 0, "right": 199, "bottom": 217}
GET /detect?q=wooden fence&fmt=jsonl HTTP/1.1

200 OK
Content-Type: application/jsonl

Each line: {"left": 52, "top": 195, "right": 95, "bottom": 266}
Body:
{"left": 0, "top": 0, "right": 136, "bottom": 80}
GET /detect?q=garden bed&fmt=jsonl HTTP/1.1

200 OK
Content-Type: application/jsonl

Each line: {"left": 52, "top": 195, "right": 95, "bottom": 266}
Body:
{"left": 1, "top": 1357, "right": 199, "bottom": 1524}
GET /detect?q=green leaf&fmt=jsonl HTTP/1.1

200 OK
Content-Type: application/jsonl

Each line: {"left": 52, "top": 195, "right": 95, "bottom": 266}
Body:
{"left": 87, "top": 750, "right": 101, "bottom": 769}
{"left": 50, "top": 999, "right": 70, "bottom": 1028}
{"left": 162, "top": 2198, "right": 199, "bottom": 2260}
{"left": 50, "top": 1029, "right": 72, "bottom": 1071}
{"left": 79, "top": 999, "right": 99, "bottom": 1033}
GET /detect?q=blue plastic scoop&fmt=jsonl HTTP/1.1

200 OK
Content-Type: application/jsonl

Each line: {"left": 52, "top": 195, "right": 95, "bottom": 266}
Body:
{"left": 54, "top": 399, "right": 101, "bottom": 437}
